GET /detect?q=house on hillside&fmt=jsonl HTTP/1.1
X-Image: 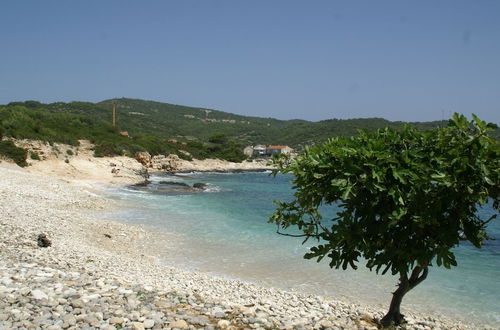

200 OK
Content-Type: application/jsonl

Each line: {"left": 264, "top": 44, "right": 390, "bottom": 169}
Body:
{"left": 254, "top": 145, "right": 267, "bottom": 155}
{"left": 244, "top": 145, "right": 294, "bottom": 158}
{"left": 266, "top": 145, "right": 293, "bottom": 155}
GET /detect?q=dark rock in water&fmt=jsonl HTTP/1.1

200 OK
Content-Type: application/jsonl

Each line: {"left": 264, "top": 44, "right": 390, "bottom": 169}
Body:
{"left": 37, "top": 234, "right": 52, "bottom": 248}
{"left": 135, "top": 168, "right": 150, "bottom": 179}
{"left": 131, "top": 180, "right": 151, "bottom": 187}
{"left": 159, "top": 181, "right": 190, "bottom": 187}
{"left": 193, "top": 183, "right": 208, "bottom": 190}
{"left": 127, "top": 179, "right": 199, "bottom": 195}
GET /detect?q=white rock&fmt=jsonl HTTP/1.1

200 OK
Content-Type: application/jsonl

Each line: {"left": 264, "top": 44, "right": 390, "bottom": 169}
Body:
{"left": 143, "top": 319, "right": 155, "bottom": 328}
{"left": 81, "top": 293, "right": 101, "bottom": 302}
{"left": 169, "top": 319, "right": 188, "bottom": 329}
{"left": 217, "top": 320, "right": 231, "bottom": 328}
{"left": 31, "top": 289, "right": 49, "bottom": 300}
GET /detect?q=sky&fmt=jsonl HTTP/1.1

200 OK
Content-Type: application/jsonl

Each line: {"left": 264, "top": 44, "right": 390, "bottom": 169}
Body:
{"left": 0, "top": 1, "right": 499, "bottom": 124}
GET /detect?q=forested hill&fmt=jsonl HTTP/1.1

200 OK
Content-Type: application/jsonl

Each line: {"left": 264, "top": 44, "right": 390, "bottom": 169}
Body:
{"left": 3, "top": 98, "right": 499, "bottom": 151}
{"left": 8, "top": 98, "right": 485, "bottom": 148}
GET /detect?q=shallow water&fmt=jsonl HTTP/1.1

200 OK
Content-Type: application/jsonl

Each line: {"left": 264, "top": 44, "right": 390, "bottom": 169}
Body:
{"left": 102, "top": 172, "right": 500, "bottom": 326}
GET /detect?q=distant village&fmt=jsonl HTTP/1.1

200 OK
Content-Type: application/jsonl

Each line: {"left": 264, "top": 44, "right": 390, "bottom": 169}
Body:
{"left": 243, "top": 144, "right": 295, "bottom": 158}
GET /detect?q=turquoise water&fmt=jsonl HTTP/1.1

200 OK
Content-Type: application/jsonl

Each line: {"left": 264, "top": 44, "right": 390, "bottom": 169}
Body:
{"left": 104, "top": 172, "right": 500, "bottom": 326}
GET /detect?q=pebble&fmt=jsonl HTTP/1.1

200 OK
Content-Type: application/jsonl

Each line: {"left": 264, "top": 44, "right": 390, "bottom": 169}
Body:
{"left": 143, "top": 318, "right": 155, "bottom": 328}
{"left": 31, "top": 289, "right": 49, "bottom": 300}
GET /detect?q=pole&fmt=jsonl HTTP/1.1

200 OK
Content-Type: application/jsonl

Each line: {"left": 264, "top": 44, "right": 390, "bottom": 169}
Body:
{"left": 112, "top": 101, "right": 116, "bottom": 126}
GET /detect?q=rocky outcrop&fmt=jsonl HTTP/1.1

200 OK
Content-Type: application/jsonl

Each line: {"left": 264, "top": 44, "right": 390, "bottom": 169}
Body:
{"left": 136, "top": 151, "right": 273, "bottom": 173}
{"left": 150, "top": 154, "right": 183, "bottom": 171}
{"left": 135, "top": 152, "right": 152, "bottom": 167}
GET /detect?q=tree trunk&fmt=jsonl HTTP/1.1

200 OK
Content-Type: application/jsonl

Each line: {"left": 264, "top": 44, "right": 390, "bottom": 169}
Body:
{"left": 380, "top": 266, "right": 428, "bottom": 327}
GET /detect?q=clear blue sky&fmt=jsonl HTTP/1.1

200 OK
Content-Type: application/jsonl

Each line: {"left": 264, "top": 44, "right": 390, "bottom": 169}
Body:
{"left": 1, "top": 1, "right": 499, "bottom": 123}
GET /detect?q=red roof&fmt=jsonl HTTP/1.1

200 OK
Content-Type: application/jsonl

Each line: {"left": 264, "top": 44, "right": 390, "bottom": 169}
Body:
{"left": 267, "top": 145, "right": 286, "bottom": 150}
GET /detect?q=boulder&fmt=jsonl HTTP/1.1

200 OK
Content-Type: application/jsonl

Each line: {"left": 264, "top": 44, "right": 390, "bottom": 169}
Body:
{"left": 37, "top": 234, "right": 52, "bottom": 248}
{"left": 193, "top": 183, "right": 208, "bottom": 190}
{"left": 135, "top": 152, "right": 152, "bottom": 167}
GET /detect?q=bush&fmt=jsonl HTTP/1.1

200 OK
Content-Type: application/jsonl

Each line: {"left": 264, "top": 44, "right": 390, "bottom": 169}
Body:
{"left": 30, "top": 152, "right": 40, "bottom": 160}
{"left": 66, "top": 149, "right": 74, "bottom": 156}
{"left": 0, "top": 140, "right": 28, "bottom": 167}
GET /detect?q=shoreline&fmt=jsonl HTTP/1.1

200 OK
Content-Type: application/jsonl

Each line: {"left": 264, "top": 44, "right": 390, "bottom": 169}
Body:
{"left": 0, "top": 155, "right": 491, "bottom": 329}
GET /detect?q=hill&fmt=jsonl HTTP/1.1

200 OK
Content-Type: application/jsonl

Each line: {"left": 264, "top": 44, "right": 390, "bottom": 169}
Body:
{"left": 1, "top": 98, "right": 498, "bottom": 162}
{"left": 8, "top": 98, "right": 483, "bottom": 146}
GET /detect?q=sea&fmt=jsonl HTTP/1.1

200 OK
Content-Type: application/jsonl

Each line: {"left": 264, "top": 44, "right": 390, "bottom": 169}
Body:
{"left": 101, "top": 172, "right": 500, "bottom": 326}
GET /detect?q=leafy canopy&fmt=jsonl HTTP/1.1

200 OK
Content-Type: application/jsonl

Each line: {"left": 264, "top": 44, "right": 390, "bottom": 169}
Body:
{"left": 270, "top": 114, "right": 500, "bottom": 276}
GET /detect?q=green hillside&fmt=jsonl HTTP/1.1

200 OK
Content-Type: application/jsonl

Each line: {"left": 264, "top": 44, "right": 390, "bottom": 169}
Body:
{"left": 2, "top": 98, "right": 498, "bottom": 159}
{"left": 7, "top": 98, "right": 480, "bottom": 147}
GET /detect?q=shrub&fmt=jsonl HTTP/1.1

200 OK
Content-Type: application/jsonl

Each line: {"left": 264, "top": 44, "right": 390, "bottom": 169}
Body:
{"left": 0, "top": 140, "right": 28, "bottom": 167}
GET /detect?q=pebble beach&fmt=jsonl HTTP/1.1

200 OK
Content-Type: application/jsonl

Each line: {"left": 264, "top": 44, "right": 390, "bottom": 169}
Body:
{"left": 0, "top": 159, "right": 490, "bottom": 329}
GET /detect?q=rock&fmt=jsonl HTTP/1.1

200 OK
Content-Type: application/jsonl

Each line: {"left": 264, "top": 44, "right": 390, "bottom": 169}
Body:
{"left": 158, "top": 181, "right": 190, "bottom": 187}
{"left": 135, "top": 152, "right": 152, "bottom": 167}
{"left": 135, "top": 167, "right": 150, "bottom": 179}
{"left": 108, "top": 317, "right": 124, "bottom": 325}
{"left": 150, "top": 154, "right": 183, "bottom": 171}
{"left": 37, "top": 233, "right": 52, "bottom": 247}
{"left": 81, "top": 293, "right": 100, "bottom": 302}
{"left": 211, "top": 306, "right": 226, "bottom": 318}
{"left": 217, "top": 320, "right": 231, "bottom": 328}
{"left": 193, "top": 183, "right": 208, "bottom": 190}
{"left": 319, "top": 319, "right": 333, "bottom": 328}
{"left": 62, "top": 315, "right": 76, "bottom": 326}
{"left": 46, "top": 325, "right": 63, "bottom": 330}
{"left": 31, "top": 289, "right": 49, "bottom": 300}
{"left": 169, "top": 319, "right": 189, "bottom": 329}
{"left": 191, "top": 315, "right": 208, "bottom": 326}
{"left": 143, "top": 319, "right": 155, "bottom": 328}
{"left": 70, "top": 298, "right": 85, "bottom": 308}
{"left": 131, "top": 322, "right": 145, "bottom": 330}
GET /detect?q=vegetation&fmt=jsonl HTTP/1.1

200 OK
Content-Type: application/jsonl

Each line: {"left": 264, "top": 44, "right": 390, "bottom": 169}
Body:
{"left": 6, "top": 98, "right": 497, "bottom": 152}
{"left": 0, "top": 103, "right": 246, "bottom": 161}
{"left": 0, "top": 140, "right": 28, "bottom": 167}
{"left": 1, "top": 98, "right": 498, "bottom": 162}
{"left": 269, "top": 114, "right": 500, "bottom": 326}
{"left": 30, "top": 152, "right": 40, "bottom": 160}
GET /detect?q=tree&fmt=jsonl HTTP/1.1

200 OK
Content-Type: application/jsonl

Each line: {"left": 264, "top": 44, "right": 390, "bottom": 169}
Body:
{"left": 269, "top": 114, "right": 500, "bottom": 327}
{"left": 208, "top": 132, "right": 229, "bottom": 144}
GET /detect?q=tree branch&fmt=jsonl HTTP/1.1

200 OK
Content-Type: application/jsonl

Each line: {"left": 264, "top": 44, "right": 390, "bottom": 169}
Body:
{"left": 408, "top": 266, "right": 428, "bottom": 290}
{"left": 276, "top": 229, "right": 308, "bottom": 238}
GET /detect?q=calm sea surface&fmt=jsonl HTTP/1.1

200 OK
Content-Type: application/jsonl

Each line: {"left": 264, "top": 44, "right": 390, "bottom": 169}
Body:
{"left": 102, "top": 172, "right": 500, "bottom": 326}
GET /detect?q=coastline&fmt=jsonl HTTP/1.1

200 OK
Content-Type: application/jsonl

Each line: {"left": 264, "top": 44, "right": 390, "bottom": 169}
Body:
{"left": 0, "top": 155, "right": 488, "bottom": 329}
